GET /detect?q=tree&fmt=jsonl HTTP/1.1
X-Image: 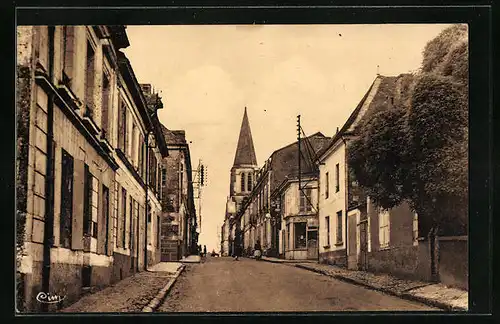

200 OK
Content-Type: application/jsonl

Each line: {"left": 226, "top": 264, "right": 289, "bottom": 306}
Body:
{"left": 348, "top": 24, "right": 468, "bottom": 236}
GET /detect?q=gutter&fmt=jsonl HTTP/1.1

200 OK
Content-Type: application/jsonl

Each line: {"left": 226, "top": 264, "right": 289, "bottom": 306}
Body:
{"left": 341, "top": 136, "right": 349, "bottom": 268}
{"left": 144, "top": 132, "right": 150, "bottom": 270}
{"left": 41, "top": 26, "right": 55, "bottom": 313}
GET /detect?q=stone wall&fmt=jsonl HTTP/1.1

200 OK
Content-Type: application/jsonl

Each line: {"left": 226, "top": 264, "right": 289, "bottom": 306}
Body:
{"left": 438, "top": 237, "right": 468, "bottom": 290}
{"left": 319, "top": 249, "right": 346, "bottom": 267}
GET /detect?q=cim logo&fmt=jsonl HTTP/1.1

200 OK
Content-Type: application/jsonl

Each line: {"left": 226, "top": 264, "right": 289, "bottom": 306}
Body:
{"left": 36, "top": 292, "right": 66, "bottom": 304}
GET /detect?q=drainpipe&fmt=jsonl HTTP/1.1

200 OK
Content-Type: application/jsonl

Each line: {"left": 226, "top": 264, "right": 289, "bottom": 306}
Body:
{"left": 41, "top": 26, "right": 55, "bottom": 312}
{"left": 342, "top": 136, "right": 348, "bottom": 269}
{"left": 144, "top": 132, "right": 150, "bottom": 270}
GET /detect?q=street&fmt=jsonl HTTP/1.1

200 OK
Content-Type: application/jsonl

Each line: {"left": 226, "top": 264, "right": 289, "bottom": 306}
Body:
{"left": 157, "top": 257, "right": 439, "bottom": 312}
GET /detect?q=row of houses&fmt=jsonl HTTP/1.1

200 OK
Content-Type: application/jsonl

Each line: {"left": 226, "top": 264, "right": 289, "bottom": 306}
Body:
{"left": 16, "top": 25, "right": 197, "bottom": 312}
{"left": 221, "top": 75, "right": 468, "bottom": 291}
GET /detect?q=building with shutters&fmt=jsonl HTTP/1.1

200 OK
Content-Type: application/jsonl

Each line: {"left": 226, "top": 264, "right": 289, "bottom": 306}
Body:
{"left": 233, "top": 132, "right": 330, "bottom": 259}
{"left": 16, "top": 25, "right": 167, "bottom": 312}
{"left": 159, "top": 126, "right": 198, "bottom": 261}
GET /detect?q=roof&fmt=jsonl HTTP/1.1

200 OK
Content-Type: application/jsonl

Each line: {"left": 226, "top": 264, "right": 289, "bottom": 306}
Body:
{"left": 160, "top": 124, "right": 187, "bottom": 145}
{"left": 268, "top": 132, "right": 330, "bottom": 194}
{"left": 233, "top": 107, "right": 258, "bottom": 167}
{"left": 316, "top": 74, "right": 410, "bottom": 161}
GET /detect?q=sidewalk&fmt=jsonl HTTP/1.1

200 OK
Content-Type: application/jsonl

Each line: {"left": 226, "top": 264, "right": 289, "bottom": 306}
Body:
{"left": 262, "top": 257, "right": 468, "bottom": 311}
{"left": 60, "top": 262, "right": 183, "bottom": 313}
{"left": 260, "top": 256, "right": 317, "bottom": 264}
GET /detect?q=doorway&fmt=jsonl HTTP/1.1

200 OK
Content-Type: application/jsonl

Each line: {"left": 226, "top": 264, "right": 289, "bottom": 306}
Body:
{"left": 307, "top": 230, "right": 318, "bottom": 260}
{"left": 358, "top": 220, "right": 368, "bottom": 270}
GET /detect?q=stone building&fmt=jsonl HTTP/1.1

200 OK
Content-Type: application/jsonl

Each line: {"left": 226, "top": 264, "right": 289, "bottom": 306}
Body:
{"left": 159, "top": 126, "right": 198, "bottom": 261}
{"left": 234, "top": 133, "right": 330, "bottom": 258}
{"left": 224, "top": 107, "right": 259, "bottom": 256}
{"left": 16, "top": 25, "right": 167, "bottom": 312}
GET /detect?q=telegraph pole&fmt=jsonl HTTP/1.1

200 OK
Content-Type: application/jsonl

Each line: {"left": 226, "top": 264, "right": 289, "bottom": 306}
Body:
{"left": 297, "top": 115, "right": 301, "bottom": 190}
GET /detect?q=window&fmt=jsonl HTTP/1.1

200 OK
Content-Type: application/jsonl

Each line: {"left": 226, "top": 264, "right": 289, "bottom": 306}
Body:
{"left": 379, "top": 209, "right": 390, "bottom": 248}
{"left": 118, "top": 99, "right": 127, "bottom": 151}
{"left": 121, "top": 188, "right": 127, "bottom": 248}
{"left": 161, "top": 168, "right": 167, "bottom": 187}
{"left": 264, "top": 184, "right": 268, "bottom": 210}
{"left": 59, "top": 149, "right": 74, "bottom": 249}
{"left": 102, "top": 185, "right": 110, "bottom": 254}
{"left": 413, "top": 213, "right": 418, "bottom": 246}
{"left": 299, "top": 188, "right": 313, "bottom": 213}
{"left": 147, "top": 204, "right": 152, "bottom": 245}
{"left": 294, "top": 222, "right": 307, "bottom": 249}
{"left": 129, "top": 198, "right": 134, "bottom": 250}
{"left": 85, "top": 42, "right": 95, "bottom": 118}
{"left": 131, "top": 123, "right": 137, "bottom": 164}
{"left": 240, "top": 173, "right": 245, "bottom": 192}
{"left": 247, "top": 173, "right": 252, "bottom": 191}
{"left": 138, "top": 134, "right": 144, "bottom": 178}
{"left": 335, "top": 163, "right": 340, "bottom": 192}
{"left": 336, "top": 211, "right": 343, "bottom": 244}
{"left": 157, "top": 163, "right": 162, "bottom": 197}
{"left": 325, "top": 216, "right": 330, "bottom": 246}
{"left": 62, "top": 26, "right": 74, "bottom": 84}
{"left": 157, "top": 215, "right": 161, "bottom": 249}
{"left": 101, "top": 72, "right": 111, "bottom": 138}
{"left": 286, "top": 223, "right": 290, "bottom": 250}
{"left": 325, "top": 172, "right": 329, "bottom": 199}
{"left": 83, "top": 166, "right": 99, "bottom": 239}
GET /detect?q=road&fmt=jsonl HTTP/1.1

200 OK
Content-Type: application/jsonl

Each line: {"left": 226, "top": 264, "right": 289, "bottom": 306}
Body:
{"left": 157, "top": 257, "right": 440, "bottom": 312}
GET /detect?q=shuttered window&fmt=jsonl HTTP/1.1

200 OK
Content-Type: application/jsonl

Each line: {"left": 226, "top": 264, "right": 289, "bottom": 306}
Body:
{"left": 59, "top": 149, "right": 74, "bottom": 249}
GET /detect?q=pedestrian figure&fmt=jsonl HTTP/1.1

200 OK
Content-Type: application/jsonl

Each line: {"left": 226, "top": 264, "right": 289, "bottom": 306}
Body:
{"left": 203, "top": 245, "right": 207, "bottom": 257}
{"left": 254, "top": 240, "right": 262, "bottom": 260}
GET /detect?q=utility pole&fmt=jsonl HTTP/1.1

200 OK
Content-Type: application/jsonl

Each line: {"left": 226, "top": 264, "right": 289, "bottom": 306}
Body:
{"left": 297, "top": 115, "right": 301, "bottom": 190}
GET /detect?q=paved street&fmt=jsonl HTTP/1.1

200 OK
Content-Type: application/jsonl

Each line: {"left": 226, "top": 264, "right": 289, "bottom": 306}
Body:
{"left": 157, "top": 257, "right": 440, "bottom": 312}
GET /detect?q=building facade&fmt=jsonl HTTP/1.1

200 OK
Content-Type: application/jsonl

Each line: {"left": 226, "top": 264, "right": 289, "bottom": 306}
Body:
{"left": 159, "top": 126, "right": 198, "bottom": 260}
{"left": 233, "top": 133, "right": 330, "bottom": 259}
{"left": 224, "top": 107, "right": 259, "bottom": 256}
{"left": 275, "top": 176, "right": 319, "bottom": 260}
{"left": 16, "top": 25, "right": 167, "bottom": 312}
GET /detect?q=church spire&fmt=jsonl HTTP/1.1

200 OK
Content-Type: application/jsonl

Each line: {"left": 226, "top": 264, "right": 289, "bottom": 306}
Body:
{"left": 233, "top": 107, "right": 257, "bottom": 167}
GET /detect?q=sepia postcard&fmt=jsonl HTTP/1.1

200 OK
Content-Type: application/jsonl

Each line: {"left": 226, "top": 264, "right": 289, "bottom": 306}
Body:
{"left": 14, "top": 6, "right": 489, "bottom": 315}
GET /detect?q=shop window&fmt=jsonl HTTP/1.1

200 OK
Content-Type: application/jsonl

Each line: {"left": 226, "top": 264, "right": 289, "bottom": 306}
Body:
{"left": 294, "top": 222, "right": 307, "bottom": 249}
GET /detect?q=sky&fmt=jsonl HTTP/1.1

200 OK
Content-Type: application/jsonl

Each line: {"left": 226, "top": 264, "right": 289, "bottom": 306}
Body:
{"left": 123, "top": 24, "right": 450, "bottom": 253}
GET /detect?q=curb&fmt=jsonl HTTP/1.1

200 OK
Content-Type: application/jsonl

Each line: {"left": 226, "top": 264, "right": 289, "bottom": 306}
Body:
{"left": 142, "top": 264, "right": 186, "bottom": 312}
{"left": 294, "top": 264, "right": 466, "bottom": 312}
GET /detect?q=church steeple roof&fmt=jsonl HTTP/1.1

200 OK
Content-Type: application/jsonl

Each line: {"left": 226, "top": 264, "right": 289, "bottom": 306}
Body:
{"left": 233, "top": 107, "right": 257, "bottom": 167}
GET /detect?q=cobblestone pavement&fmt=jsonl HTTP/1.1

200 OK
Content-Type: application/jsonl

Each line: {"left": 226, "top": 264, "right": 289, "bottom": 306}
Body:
{"left": 292, "top": 262, "right": 468, "bottom": 311}
{"left": 157, "top": 257, "right": 439, "bottom": 312}
{"left": 294, "top": 263, "right": 430, "bottom": 294}
{"left": 60, "top": 271, "right": 175, "bottom": 313}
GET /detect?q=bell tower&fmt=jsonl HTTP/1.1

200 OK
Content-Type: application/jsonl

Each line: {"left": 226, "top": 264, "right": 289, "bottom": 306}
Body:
{"left": 227, "top": 107, "right": 259, "bottom": 215}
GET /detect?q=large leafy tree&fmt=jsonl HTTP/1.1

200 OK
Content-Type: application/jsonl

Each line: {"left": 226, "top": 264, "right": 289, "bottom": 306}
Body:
{"left": 348, "top": 24, "right": 468, "bottom": 236}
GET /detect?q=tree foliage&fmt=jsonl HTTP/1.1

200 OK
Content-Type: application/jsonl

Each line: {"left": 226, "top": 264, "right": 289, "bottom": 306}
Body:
{"left": 347, "top": 24, "right": 468, "bottom": 236}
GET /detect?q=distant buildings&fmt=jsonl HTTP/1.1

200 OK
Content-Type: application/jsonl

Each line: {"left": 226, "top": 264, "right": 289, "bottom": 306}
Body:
{"left": 160, "top": 126, "right": 197, "bottom": 261}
